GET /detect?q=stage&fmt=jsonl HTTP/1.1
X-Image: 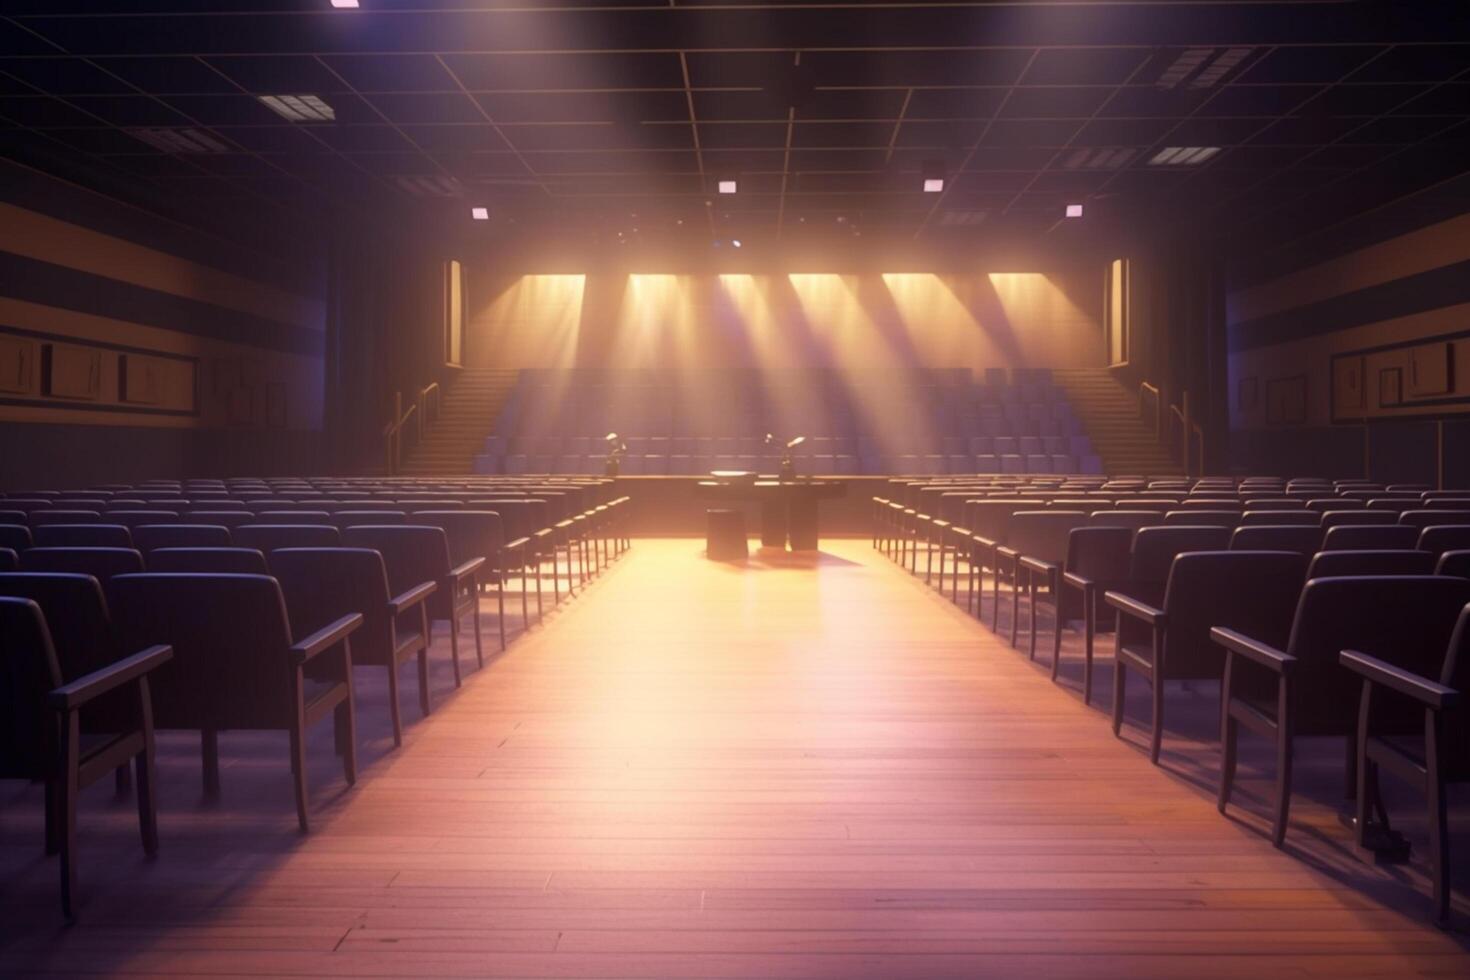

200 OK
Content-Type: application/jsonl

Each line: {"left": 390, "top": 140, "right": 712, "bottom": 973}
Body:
{"left": 613, "top": 476, "right": 884, "bottom": 536}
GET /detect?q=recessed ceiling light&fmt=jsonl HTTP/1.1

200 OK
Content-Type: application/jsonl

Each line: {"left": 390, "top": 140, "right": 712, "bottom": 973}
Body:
{"left": 923, "top": 178, "right": 945, "bottom": 193}
{"left": 470, "top": 207, "right": 490, "bottom": 220}
{"left": 1192, "top": 48, "right": 1253, "bottom": 89}
{"left": 1149, "top": 146, "right": 1221, "bottom": 166}
{"left": 1065, "top": 204, "right": 1084, "bottom": 218}
{"left": 718, "top": 179, "right": 737, "bottom": 194}
{"left": 127, "top": 127, "right": 228, "bottom": 154}
{"left": 732, "top": 239, "right": 742, "bottom": 248}
{"left": 258, "top": 94, "right": 335, "bottom": 122}
{"left": 330, "top": 0, "right": 360, "bottom": 8}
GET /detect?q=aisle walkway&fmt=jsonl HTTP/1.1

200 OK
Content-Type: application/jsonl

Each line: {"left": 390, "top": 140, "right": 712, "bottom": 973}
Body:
{"left": 2, "top": 539, "right": 1467, "bottom": 976}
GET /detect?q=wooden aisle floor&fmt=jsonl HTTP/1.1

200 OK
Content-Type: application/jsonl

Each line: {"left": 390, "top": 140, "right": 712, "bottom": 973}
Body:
{"left": 3, "top": 537, "right": 1469, "bottom": 977}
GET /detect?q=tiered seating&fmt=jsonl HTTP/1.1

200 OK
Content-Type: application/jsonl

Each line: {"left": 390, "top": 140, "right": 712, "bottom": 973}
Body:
{"left": 873, "top": 474, "right": 1470, "bottom": 924}
{"left": 475, "top": 367, "right": 1102, "bottom": 476}
{"left": 0, "top": 476, "right": 632, "bottom": 918}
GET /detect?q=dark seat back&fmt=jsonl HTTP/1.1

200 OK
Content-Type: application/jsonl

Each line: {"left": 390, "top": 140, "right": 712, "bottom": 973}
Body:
{"left": 32, "top": 524, "right": 132, "bottom": 549}
{"left": 1401, "top": 510, "right": 1470, "bottom": 531}
{"left": 466, "top": 499, "right": 547, "bottom": 541}
{"left": 340, "top": 526, "right": 451, "bottom": 618}
{"left": 100, "top": 510, "right": 178, "bottom": 528}
{"left": 184, "top": 510, "right": 257, "bottom": 529}
{"left": 411, "top": 511, "right": 505, "bottom": 570}
{"left": 1438, "top": 550, "right": 1470, "bottom": 578}
{"left": 1229, "top": 525, "right": 1323, "bottom": 554}
{"left": 131, "top": 524, "right": 232, "bottom": 551}
{"left": 1322, "top": 510, "right": 1396, "bottom": 527}
{"left": 0, "top": 524, "right": 33, "bottom": 552}
{"left": 109, "top": 574, "right": 297, "bottom": 730}
{"left": 1164, "top": 510, "right": 1237, "bottom": 527}
{"left": 1157, "top": 551, "right": 1307, "bottom": 681}
{"left": 147, "top": 547, "right": 269, "bottom": 574}
{"left": 1306, "top": 549, "right": 1436, "bottom": 578}
{"left": 1087, "top": 510, "right": 1163, "bottom": 532}
{"left": 0, "top": 572, "right": 117, "bottom": 679}
{"left": 1321, "top": 524, "right": 1419, "bottom": 551}
{"left": 1417, "top": 525, "right": 1470, "bottom": 557}
{"left": 1238, "top": 510, "right": 1321, "bottom": 527}
{"left": 0, "top": 598, "right": 63, "bottom": 779}
{"left": 234, "top": 524, "right": 341, "bottom": 552}
{"left": 19, "top": 547, "right": 145, "bottom": 584}
{"left": 1126, "top": 526, "right": 1233, "bottom": 605}
{"left": 1284, "top": 576, "right": 1470, "bottom": 735}
{"left": 29, "top": 510, "right": 103, "bottom": 526}
{"left": 1007, "top": 511, "right": 1088, "bottom": 567}
{"left": 270, "top": 548, "right": 396, "bottom": 666}
{"left": 330, "top": 510, "right": 405, "bottom": 530}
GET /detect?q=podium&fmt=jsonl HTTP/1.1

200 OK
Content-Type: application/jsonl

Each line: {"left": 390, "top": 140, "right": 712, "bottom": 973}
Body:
{"left": 695, "top": 477, "right": 846, "bottom": 551}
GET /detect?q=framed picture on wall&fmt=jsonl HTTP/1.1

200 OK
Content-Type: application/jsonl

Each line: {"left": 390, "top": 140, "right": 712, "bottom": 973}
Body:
{"left": 1379, "top": 366, "right": 1403, "bottom": 408}
{"left": 1333, "top": 355, "right": 1365, "bottom": 412}
{"left": 1237, "top": 375, "right": 1258, "bottom": 413}
{"left": 1265, "top": 375, "right": 1307, "bottom": 425}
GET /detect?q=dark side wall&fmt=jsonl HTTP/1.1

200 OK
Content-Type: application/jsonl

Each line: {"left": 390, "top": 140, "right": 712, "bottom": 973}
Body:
{"left": 0, "top": 156, "right": 460, "bottom": 488}
{"left": 1225, "top": 175, "right": 1470, "bottom": 485}
{"left": 0, "top": 157, "right": 329, "bottom": 488}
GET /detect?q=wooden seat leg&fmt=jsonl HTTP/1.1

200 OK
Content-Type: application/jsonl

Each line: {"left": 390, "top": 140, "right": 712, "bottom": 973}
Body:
{"left": 1111, "top": 630, "right": 1126, "bottom": 737}
{"left": 289, "top": 720, "right": 309, "bottom": 834}
{"left": 59, "top": 711, "right": 80, "bottom": 920}
{"left": 386, "top": 662, "right": 404, "bottom": 746}
{"left": 448, "top": 618, "right": 463, "bottom": 687}
{"left": 1426, "top": 713, "right": 1450, "bottom": 927}
{"left": 1270, "top": 684, "right": 1295, "bottom": 847}
{"left": 136, "top": 679, "right": 159, "bottom": 855}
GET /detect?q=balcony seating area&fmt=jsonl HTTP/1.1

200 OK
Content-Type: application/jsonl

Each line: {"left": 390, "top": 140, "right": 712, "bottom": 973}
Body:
{"left": 474, "top": 367, "right": 1103, "bottom": 476}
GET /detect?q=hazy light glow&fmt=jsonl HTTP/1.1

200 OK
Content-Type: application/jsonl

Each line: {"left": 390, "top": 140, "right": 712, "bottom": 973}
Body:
{"left": 923, "top": 178, "right": 944, "bottom": 193}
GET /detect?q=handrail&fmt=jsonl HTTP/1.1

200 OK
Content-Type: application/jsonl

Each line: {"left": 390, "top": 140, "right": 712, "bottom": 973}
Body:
{"left": 1137, "top": 379, "right": 1204, "bottom": 477}
{"left": 1138, "top": 381, "right": 1163, "bottom": 440}
{"left": 383, "top": 402, "right": 416, "bottom": 439}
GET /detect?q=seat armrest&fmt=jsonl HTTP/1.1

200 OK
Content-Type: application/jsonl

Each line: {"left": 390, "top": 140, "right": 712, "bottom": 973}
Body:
{"left": 389, "top": 580, "right": 437, "bottom": 615}
{"left": 1340, "top": 650, "right": 1459, "bottom": 709}
{"left": 1105, "top": 590, "right": 1167, "bottom": 628}
{"left": 49, "top": 645, "right": 172, "bottom": 711}
{"left": 450, "top": 556, "right": 486, "bottom": 583}
{"left": 1019, "top": 555, "right": 1056, "bottom": 576}
{"left": 1211, "top": 626, "right": 1293, "bottom": 674}
{"left": 1062, "top": 570, "right": 1094, "bottom": 591}
{"left": 291, "top": 613, "right": 364, "bottom": 666}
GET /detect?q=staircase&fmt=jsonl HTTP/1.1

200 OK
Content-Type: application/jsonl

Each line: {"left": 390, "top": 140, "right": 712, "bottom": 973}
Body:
{"left": 1052, "top": 368, "right": 1184, "bottom": 477}
{"left": 398, "top": 369, "right": 520, "bottom": 475}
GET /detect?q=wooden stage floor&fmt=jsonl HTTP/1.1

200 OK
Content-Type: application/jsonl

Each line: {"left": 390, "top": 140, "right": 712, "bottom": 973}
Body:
{"left": 2, "top": 538, "right": 1468, "bottom": 976}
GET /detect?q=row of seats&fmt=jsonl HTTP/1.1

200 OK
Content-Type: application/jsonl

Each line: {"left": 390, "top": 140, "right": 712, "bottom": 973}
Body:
{"left": 480, "top": 368, "right": 1096, "bottom": 475}
{"left": 872, "top": 474, "right": 1470, "bottom": 926}
{"left": 0, "top": 477, "right": 633, "bottom": 919}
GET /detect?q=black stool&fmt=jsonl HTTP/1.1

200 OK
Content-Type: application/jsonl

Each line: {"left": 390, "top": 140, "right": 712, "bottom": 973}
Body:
{"left": 706, "top": 509, "right": 748, "bottom": 561}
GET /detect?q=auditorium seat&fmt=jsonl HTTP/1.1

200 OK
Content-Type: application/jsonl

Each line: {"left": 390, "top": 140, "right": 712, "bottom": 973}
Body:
{"left": 1002, "top": 510, "right": 1089, "bottom": 651}
{"left": 1109, "top": 551, "right": 1307, "bottom": 765}
{"left": 0, "top": 596, "right": 168, "bottom": 918}
{"left": 1321, "top": 524, "right": 1419, "bottom": 551}
{"left": 1213, "top": 575, "right": 1470, "bottom": 847}
{"left": 1343, "top": 602, "right": 1470, "bottom": 924}
{"left": 1238, "top": 510, "right": 1320, "bottom": 527}
{"left": 1438, "top": 551, "right": 1470, "bottom": 578}
{"left": 32, "top": 524, "right": 132, "bottom": 549}
{"left": 1401, "top": 510, "right": 1470, "bottom": 532}
{"left": 109, "top": 573, "right": 361, "bottom": 831}
{"left": 1306, "top": 549, "right": 1436, "bottom": 577}
{"left": 130, "top": 524, "right": 232, "bottom": 551}
{"left": 29, "top": 510, "right": 103, "bottom": 526}
{"left": 146, "top": 548, "right": 269, "bottom": 574}
{"left": 1417, "top": 525, "right": 1470, "bottom": 557}
{"left": 1163, "top": 510, "right": 1238, "bottom": 527}
{"left": 234, "top": 524, "right": 341, "bottom": 552}
{"left": 270, "top": 548, "right": 436, "bottom": 745}
{"left": 411, "top": 511, "right": 509, "bottom": 651}
{"left": 184, "top": 510, "right": 257, "bottom": 530}
{"left": 19, "top": 548, "right": 145, "bottom": 582}
{"left": 342, "top": 526, "right": 484, "bottom": 688}
{"left": 1229, "top": 525, "right": 1323, "bottom": 554}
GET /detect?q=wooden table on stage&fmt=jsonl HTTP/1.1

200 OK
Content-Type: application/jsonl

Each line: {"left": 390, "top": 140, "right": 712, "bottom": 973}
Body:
{"left": 695, "top": 478, "right": 847, "bottom": 550}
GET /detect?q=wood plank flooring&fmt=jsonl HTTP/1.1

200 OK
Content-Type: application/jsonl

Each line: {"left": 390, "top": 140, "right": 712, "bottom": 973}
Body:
{"left": 2, "top": 538, "right": 1468, "bottom": 977}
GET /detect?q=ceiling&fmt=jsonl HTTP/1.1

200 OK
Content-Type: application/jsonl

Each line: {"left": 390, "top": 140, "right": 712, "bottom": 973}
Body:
{"left": 2, "top": 1, "right": 1468, "bottom": 262}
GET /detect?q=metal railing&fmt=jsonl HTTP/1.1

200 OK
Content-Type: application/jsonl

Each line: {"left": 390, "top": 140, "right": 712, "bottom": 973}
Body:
{"left": 1139, "top": 380, "right": 1205, "bottom": 477}
{"left": 381, "top": 381, "right": 442, "bottom": 475}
